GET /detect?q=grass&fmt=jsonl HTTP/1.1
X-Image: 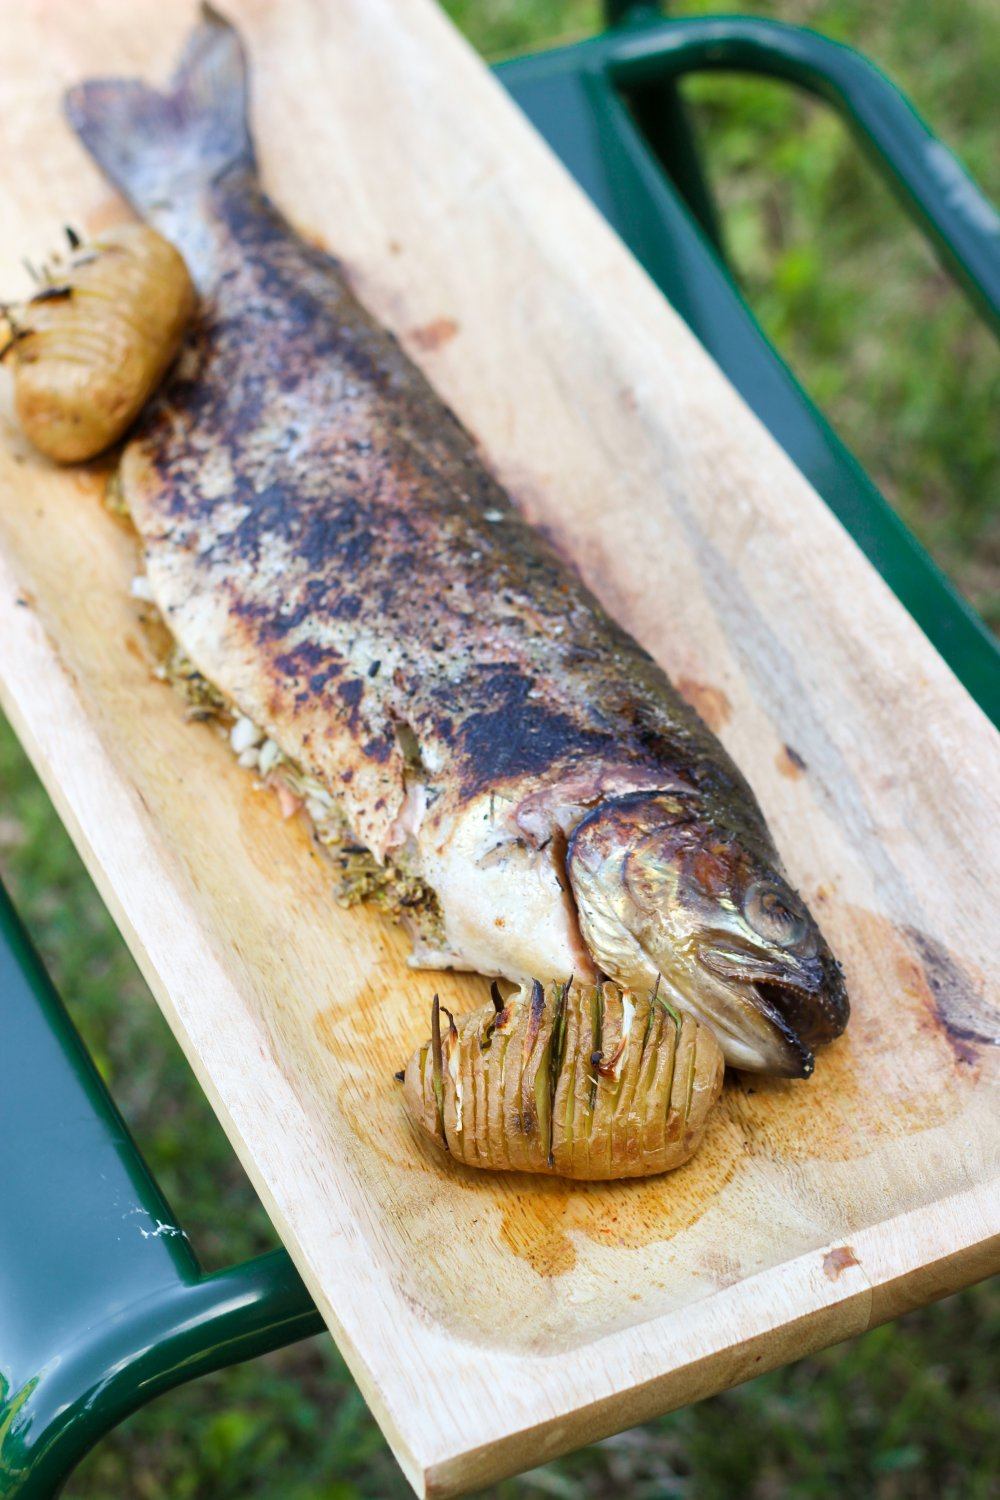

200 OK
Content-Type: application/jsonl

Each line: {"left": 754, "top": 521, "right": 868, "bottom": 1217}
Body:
{"left": 1, "top": 2, "right": 997, "bottom": 1496}
{"left": 675, "top": 0, "right": 1000, "bottom": 630}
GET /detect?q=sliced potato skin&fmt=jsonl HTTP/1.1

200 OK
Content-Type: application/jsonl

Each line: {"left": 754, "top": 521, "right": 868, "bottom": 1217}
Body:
{"left": 402, "top": 980, "right": 724, "bottom": 1180}
{"left": 5, "top": 223, "right": 196, "bottom": 463}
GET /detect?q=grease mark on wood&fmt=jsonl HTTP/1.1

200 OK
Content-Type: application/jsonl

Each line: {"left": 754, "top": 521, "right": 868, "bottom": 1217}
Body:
{"left": 823, "top": 1244, "right": 858, "bottom": 1279}
{"left": 904, "top": 925, "right": 997, "bottom": 1062}
{"left": 496, "top": 1105, "right": 742, "bottom": 1285}
{"left": 776, "top": 743, "right": 807, "bottom": 778}
{"left": 409, "top": 316, "right": 459, "bottom": 352}
{"left": 676, "top": 677, "right": 731, "bottom": 734}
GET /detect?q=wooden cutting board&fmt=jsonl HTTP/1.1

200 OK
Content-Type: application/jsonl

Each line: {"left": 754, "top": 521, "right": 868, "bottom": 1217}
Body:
{"left": 1, "top": 1, "right": 997, "bottom": 1493}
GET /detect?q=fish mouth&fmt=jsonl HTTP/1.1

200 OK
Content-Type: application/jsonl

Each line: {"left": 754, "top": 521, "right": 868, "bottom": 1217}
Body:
{"left": 695, "top": 942, "right": 848, "bottom": 1077}
{"left": 744, "top": 981, "right": 815, "bottom": 1077}
{"left": 663, "top": 959, "right": 815, "bottom": 1078}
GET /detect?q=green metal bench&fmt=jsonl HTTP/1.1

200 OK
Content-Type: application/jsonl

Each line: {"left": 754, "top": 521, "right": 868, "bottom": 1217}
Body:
{"left": 2, "top": 4, "right": 997, "bottom": 1495}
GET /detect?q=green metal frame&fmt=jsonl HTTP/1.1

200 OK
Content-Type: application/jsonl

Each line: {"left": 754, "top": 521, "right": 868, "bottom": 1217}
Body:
{"left": 2, "top": 5, "right": 997, "bottom": 1496}
{"left": 0, "top": 884, "right": 324, "bottom": 1498}
{"left": 497, "top": 11, "right": 1000, "bottom": 722}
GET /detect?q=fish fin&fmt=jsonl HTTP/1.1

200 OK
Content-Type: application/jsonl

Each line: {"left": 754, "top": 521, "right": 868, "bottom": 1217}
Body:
{"left": 64, "top": 4, "right": 253, "bottom": 216}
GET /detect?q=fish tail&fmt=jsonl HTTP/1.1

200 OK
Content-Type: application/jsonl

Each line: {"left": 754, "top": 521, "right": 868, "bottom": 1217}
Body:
{"left": 64, "top": 4, "right": 253, "bottom": 218}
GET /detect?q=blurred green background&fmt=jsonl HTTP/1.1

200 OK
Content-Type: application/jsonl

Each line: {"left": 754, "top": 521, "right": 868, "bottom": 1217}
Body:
{"left": 1, "top": 2, "right": 997, "bottom": 1496}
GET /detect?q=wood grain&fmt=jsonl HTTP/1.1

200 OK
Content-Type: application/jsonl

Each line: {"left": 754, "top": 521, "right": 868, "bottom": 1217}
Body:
{"left": 1, "top": 1, "right": 998, "bottom": 1493}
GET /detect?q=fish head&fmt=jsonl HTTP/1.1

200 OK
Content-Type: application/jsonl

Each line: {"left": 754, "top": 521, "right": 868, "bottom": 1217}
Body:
{"left": 566, "top": 791, "right": 848, "bottom": 1076}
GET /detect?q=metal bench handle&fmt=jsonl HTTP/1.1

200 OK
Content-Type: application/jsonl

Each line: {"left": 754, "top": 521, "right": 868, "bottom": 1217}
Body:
{"left": 603, "top": 13, "right": 1000, "bottom": 335}
{"left": 0, "top": 881, "right": 323, "bottom": 1499}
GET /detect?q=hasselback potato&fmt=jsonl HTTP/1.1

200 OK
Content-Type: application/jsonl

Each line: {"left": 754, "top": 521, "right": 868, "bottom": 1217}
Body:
{"left": 402, "top": 978, "right": 724, "bottom": 1180}
{"left": 2, "top": 223, "right": 195, "bottom": 463}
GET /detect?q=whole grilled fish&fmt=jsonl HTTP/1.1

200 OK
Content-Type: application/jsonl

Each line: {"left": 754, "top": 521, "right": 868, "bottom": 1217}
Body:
{"left": 66, "top": 9, "right": 848, "bottom": 1077}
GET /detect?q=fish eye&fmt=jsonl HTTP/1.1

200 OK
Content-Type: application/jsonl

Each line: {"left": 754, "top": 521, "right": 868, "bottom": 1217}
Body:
{"left": 742, "top": 880, "right": 807, "bottom": 948}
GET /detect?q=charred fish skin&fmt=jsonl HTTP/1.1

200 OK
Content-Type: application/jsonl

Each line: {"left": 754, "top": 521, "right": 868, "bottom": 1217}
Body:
{"left": 65, "top": 8, "right": 848, "bottom": 1074}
